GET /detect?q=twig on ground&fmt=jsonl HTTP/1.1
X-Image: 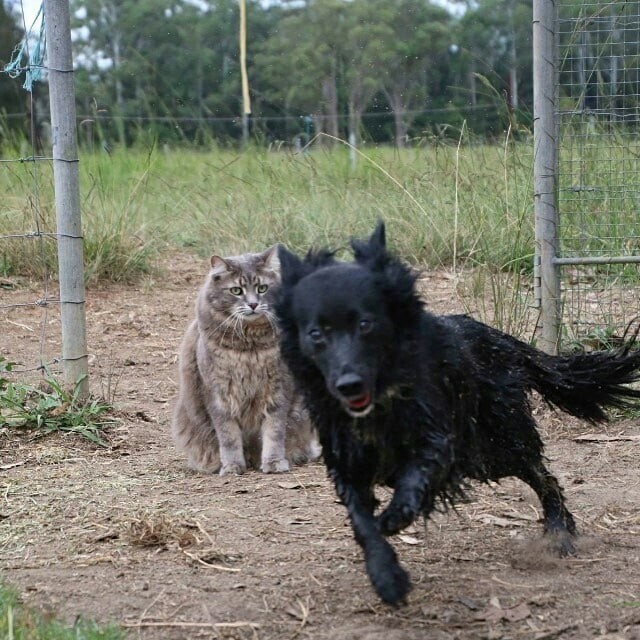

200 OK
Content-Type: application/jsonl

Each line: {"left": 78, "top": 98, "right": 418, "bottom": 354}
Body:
{"left": 122, "top": 620, "right": 260, "bottom": 629}
{"left": 287, "top": 597, "right": 310, "bottom": 640}
{"left": 181, "top": 547, "right": 241, "bottom": 571}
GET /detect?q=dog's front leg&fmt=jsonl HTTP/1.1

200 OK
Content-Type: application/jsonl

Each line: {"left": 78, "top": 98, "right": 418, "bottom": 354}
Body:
{"left": 331, "top": 471, "right": 411, "bottom": 605}
{"left": 377, "top": 439, "right": 454, "bottom": 536}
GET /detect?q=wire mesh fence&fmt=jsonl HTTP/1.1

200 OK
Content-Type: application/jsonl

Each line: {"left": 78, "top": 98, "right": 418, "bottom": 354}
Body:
{"left": 556, "top": 0, "right": 640, "bottom": 347}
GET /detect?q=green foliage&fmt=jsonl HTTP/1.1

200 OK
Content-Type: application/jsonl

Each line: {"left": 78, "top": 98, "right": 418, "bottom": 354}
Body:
{"left": 0, "top": 581, "right": 123, "bottom": 640}
{"left": 61, "top": 0, "right": 535, "bottom": 146}
{"left": 0, "top": 359, "right": 117, "bottom": 446}
{"left": 0, "top": 355, "right": 13, "bottom": 390}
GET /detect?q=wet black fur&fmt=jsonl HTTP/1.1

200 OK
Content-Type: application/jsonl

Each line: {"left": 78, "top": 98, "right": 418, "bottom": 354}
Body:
{"left": 275, "top": 222, "right": 640, "bottom": 605}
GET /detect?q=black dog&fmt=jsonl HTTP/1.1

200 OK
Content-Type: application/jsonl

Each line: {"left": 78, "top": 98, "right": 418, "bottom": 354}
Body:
{"left": 275, "top": 222, "right": 640, "bottom": 605}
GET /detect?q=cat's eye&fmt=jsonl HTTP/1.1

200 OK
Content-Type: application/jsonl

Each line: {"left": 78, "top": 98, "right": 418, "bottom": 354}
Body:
{"left": 229, "top": 286, "right": 243, "bottom": 296}
{"left": 256, "top": 284, "right": 268, "bottom": 294}
{"left": 309, "top": 328, "right": 323, "bottom": 342}
{"left": 359, "top": 319, "right": 373, "bottom": 333}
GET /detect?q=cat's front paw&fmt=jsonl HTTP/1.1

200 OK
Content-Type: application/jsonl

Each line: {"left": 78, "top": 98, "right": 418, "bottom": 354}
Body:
{"left": 219, "top": 461, "right": 247, "bottom": 476}
{"left": 261, "top": 458, "right": 290, "bottom": 474}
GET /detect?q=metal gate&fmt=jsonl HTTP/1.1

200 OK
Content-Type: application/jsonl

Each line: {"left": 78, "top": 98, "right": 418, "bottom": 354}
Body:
{"left": 534, "top": 0, "right": 640, "bottom": 353}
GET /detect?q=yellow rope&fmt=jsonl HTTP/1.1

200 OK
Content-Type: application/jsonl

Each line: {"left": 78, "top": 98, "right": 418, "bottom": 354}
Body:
{"left": 239, "top": 0, "right": 251, "bottom": 115}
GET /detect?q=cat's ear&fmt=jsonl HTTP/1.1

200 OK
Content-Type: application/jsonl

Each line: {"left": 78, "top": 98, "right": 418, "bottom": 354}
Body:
{"left": 210, "top": 255, "right": 231, "bottom": 276}
{"left": 259, "top": 245, "right": 280, "bottom": 273}
{"left": 277, "top": 245, "right": 305, "bottom": 286}
{"left": 351, "top": 220, "right": 387, "bottom": 270}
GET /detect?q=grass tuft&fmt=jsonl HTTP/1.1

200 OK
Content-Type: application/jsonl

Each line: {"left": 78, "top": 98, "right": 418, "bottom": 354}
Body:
{"left": 0, "top": 357, "right": 118, "bottom": 446}
{"left": 0, "top": 581, "right": 123, "bottom": 640}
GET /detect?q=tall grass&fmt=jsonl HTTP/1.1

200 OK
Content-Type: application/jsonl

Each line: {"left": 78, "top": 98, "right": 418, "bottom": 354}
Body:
{"left": 0, "top": 137, "right": 542, "bottom": 335}
{"left": 0, "top": 136, "right": 535, "bottom": 280}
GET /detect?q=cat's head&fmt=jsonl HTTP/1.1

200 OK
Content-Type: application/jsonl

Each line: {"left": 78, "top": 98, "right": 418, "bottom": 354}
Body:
{"left": 201, "top": 245, "right": 280, "bottom": 330}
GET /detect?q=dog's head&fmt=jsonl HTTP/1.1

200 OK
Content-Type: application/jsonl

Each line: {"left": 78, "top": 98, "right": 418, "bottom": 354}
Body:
{"left": 276, "top": 222, "right": 421, "bottom": 418}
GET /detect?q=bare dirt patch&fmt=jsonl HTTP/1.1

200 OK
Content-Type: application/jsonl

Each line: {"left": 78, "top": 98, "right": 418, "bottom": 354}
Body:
{"left": 2, "top": 254, "right": 640, "bottom": 640}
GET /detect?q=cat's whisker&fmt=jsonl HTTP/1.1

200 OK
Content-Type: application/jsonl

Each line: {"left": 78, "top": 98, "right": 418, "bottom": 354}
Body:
{"left": 233, "top": 318, "right": 245, "bottom": 340}
{"left": 214, "top": 314, "right": 243, "bottom": 345}
{"left": 264, "top": 309, "right": 279, "bottom": 334}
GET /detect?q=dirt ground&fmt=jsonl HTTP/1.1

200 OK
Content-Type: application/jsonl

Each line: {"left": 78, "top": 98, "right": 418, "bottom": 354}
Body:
{"left": 1, "top": 254, "right": 640, "bottom": 640}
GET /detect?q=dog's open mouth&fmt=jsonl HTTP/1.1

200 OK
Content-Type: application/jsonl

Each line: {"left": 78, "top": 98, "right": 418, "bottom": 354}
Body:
{"left": 344, "top": 392, "right": 374, "bottom": 417}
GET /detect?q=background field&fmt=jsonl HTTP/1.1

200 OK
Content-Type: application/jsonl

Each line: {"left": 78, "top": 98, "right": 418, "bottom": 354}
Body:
{"left": 1, "top": 144, "right": 639, "bottom": 639}
{"left": 2, "top": 254, "right": 640, "bottom": 640}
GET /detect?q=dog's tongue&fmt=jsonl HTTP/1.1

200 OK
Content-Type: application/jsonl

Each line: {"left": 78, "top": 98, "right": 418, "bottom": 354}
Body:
{"left": 348, "top": 393, "right": 371, "bottom": 410}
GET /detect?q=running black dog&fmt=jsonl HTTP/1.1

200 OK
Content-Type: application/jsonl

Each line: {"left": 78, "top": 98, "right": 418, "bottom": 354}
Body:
{"left": 275, "top": 222, "right": 640, "bottom": 605}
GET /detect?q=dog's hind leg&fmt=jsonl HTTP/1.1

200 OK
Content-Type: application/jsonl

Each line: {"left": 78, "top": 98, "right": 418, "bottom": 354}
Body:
{"left": 479, "top": 395, "right": 577, "bottom": 556}
{"left": 512, "top": 459, "right": 577, "bottom": 556}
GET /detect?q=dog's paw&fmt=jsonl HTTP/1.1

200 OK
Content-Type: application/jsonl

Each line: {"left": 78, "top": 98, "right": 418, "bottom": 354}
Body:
{"left": 365, "top": 538, "right": 412, "bottom": 605}
{"left": 370, "top": 560, "right": 411, "bottom": 605}
{"left": 219, "top": 462, "right": 247, "bottom": 476}
{"left": 261, "top": 458, "right": 290, "bottom": 474}
{"left": 547, "top": 531, "right": 578, "bottom": 558}
{"left": 377, "top": 504, "right": 415, "bottom": 536}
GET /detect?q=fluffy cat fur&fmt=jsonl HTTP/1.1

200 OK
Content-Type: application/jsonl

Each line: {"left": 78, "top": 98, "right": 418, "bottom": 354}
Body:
{"left": 172, "top": 245, "right": 320, "bottom": 475}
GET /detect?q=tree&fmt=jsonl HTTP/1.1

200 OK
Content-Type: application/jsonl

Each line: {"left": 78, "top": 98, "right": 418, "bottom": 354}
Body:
{"left": 456, "top": 0, "right": 533, "bottom": 134}
{"left": 0, "top": 0, "right": 26, "bottom": 147}
{"left": 254, "top": 0, "right": 347, "bottom": 142}
{"left": 373, "top": 0, "right": 451, "bottom": 146}
{"left": 341, "top": 0, "right": 387, "bottom": 144}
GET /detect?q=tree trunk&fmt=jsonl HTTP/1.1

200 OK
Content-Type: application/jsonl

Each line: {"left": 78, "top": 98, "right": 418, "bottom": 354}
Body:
{"left": 108, "top": 4, "right": 126, "bottom": 147}
{"left": 386, "top": 89, "right": 410, "bottom": 148}
{"left": 322, "top": 74, "right": 339, "bottom": 141}
{"left": 347, "top": 99, "right": 361, "bottom": 147}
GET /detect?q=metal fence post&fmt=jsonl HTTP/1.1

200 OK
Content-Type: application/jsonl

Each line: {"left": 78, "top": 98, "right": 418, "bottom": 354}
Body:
{"left": 44, "top": 0, "right": 89, "bottom": 398}
{"left": 533, "top": 0, "right": 561, "bottom": 354}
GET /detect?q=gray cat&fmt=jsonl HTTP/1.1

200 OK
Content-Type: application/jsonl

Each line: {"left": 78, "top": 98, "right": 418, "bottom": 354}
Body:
{"left": 172, "top": 245, "right": 321, "bottom": 475}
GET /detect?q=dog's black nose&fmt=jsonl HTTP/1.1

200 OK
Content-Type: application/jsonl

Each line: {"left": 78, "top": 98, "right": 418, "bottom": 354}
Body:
{"left": 335, "top": 373, "right": 365, "bottom": 397}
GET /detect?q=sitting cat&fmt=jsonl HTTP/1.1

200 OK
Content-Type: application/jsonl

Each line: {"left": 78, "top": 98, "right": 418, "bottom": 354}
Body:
{"left": 172, "top": 245, "right": 321, "bottom": 475}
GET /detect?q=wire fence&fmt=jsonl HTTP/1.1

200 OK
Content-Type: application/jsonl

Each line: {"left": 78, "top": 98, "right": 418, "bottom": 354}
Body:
{"left": 534, "top": 0, "right": 640, "bottom": 352}
{"left": 1, "top": 0, "right": 85, "bottom": 387}
{"left": 557, "top": 0, "right": 640, "bottom": 347}
{"left": 1, "top": 101, "right": 514, "bottom": 151}
{"left": 1, "top": 86, "right": 59, "bottom": 378}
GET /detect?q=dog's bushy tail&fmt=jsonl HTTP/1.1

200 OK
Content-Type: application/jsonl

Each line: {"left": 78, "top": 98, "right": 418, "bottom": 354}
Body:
{"left": 518, "top": 337, "right": 640, "bottom": 423}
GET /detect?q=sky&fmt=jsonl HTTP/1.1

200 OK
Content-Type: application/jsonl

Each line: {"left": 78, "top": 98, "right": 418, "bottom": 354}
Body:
{"left": 13, "top": 0, "right": 43, "bottom": 31}
{"left": 14, "top": 0, "right": 462, "bottom": 31}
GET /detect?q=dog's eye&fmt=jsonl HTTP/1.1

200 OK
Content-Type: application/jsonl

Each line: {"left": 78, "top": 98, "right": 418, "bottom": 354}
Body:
{"left": 359, "top": 319, "right": 373, "bottom": 333}
{"left": 229, "top": 286, "right": 243, "bottom": 296}
{"left": 256, "top": 284, "right": 268, "bottom": 294}
{"left": 309, "top": 329, "right": 323, "bottom": 342}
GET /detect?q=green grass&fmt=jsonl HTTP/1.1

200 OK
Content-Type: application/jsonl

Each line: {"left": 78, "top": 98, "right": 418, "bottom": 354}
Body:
{"left": 0, "top": 357, "right": 117, "bottom": 446}
{"left": 0, "top": 581, "right": 123, "bottom": 640}
{"left": 0, "top": 137, "right": 535, "bottom": 282}
{"left": 3, "top": 133, "right": 638, "bottom": 340}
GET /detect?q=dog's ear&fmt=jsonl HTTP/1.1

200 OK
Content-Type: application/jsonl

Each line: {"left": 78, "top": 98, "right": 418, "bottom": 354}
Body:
{"left": 277, "top": 245, "right": 305, "bottom": 286}
{"left": 351, "top": 220, "right": 387, "bottom": 271}
{"left": 368, "top": 220, "right": 386, "bottom": 250}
